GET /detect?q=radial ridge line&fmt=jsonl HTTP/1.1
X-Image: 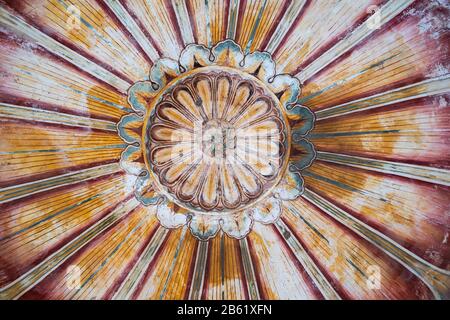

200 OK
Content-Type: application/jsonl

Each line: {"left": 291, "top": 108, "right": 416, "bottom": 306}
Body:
{"left": 171, "top": 0, "right": 195, "bottom": 45}
{"left": 159, "top": 226, "right": 188, "bottom": 299}
{"left": 0, "top": 197, "right": 140, "bottom": 300}
{"left": 302, "top": 189, "right": 450, "bottom": 300}
{"left": 104, "top": 0, "right": 160, "bottom": 63}
{"left": 0, "top": 163, "right": 121, "bottom": 204}
{"left": 275, "top": 218, "right": 341, "bottom": 300}
{"left": 316, "top": 152, "right": 450, "bottom": 187}
{"left": 226, "top": 0, "right": 240, "bottom": 40}
{"left": 0, "top": 6, "right": 130, "bottom": 93}
{"left": 113, "top": 227, "right": 169, "bottom": 300}
{"left": 264, "top": 0, "right": 306, "bottom": 53}
{"left": 0, "top": 103, "right": 117, "bottom": 131}
{"left": 316, "top": 75, "right": 450, "bottom": 119}
{"left": 239, "top": 238, "right": 260, "bottom": 300}
{"left": 296, "top": 0, "right": 415, "bottom": 83}
{"left": 244, "top": 0, "right": 267, "bottom": 53}
{"left": 204, "top": 0, "right": 213, "bottom": 47}
{"left": 68, "top": 211, "right": 154, "bottom": 299}
{"left": 188, "top": 240, "right": 209, "bottom": 300}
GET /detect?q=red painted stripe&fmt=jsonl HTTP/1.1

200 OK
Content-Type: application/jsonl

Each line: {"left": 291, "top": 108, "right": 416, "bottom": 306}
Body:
{"left": 19, "top": 199, "right": 140, "bottom": 299}
{"left": 259, "top": 0, "right": 293, "bottom": 51}
{"left": 102, "top": 223, "right": 160, "bottom": 300}
{"left": 235, "top": 238, "right": 250, "bottom": 300}
{"left": 130, "top": 229, "right": 171, "bottom": 300}
{"left": 2, "top": 191, "right": 134, "bottom": 291}
{"left": 245, "top": 236, "right": 267, "bottom": 300}
{"left": 184, "top": 239, "right": 200, "bottom": 300}
{"left": 271, "top": 223, "right": 324, "bottom": 299}
{"left": 200, "top": 237, "right": 213, "bottom": 299}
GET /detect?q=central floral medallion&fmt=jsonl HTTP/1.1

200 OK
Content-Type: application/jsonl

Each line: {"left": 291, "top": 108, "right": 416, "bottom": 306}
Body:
{"left": 118, "top": 40, "right": 316, "bottom": 240}
{"left": 145, "top": 67, "right": 290, "bottom": 214}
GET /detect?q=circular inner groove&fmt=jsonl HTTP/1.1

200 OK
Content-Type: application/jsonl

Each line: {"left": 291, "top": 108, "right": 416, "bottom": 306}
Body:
{"left": 144, "top": 67, "right": 290, "bottom": 213}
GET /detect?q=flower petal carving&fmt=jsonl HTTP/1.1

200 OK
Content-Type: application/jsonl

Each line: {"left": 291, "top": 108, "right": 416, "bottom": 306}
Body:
{"left": 250, "top": 196, "right": 282, "bottom": 224}
{"left": 267, "top": 74, "right": 301, "bottom": 109}
{"left": 117, "top": 113, "right": 143, "bottom": 145}
{"left": 179, "top": 43, "right": 212, "bottom": 71}
{"left": 156, "top": 200, "right": 189, "bottom": 228}
{"left": 128, "top": 81, "right": 159, "bottom": 115}
{"left": 189, "top": 214, "right": 220, "bottom": 241}
{"left": 211, "top": 39, "right": 244, "bottom": 68}
{"left": 150, "top": 58, "right": 180, "bottom": 88}
{"left": 135, "top": 171, "right": 164, "bottom": 206}
{"left": 221, "top": 212, "right": 253, "bottom": 239}
{"left": 120, "top": 145, "right": 145, "bottom": 176}
{"left": 273, "top": 171, "right": 305, "bottom": 201}
{"left": 240, "top": 51, "right": 276, "bottom": 82}
{"left": 289, "top": 139, "right": 316, "bottom": 172}
{"left": 147, "top": 69, "right": 288, "bottom": 212}
{"left": 288, "top": 104, "right": 316, "bottom": 140}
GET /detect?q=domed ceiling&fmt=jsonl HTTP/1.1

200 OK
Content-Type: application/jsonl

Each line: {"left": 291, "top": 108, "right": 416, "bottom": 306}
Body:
{"left": 0, "top": 0, "right": 449, "bottom": 300}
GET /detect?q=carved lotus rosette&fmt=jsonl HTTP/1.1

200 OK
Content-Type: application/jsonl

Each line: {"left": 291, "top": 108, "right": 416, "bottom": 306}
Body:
{"left": 118, "top": 40, "right": 316, "bottom": 240}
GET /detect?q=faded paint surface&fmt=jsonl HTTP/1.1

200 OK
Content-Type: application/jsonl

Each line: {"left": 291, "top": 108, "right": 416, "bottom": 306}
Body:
{"left": 0, "top": 0, "right": 449, "bottom": 300}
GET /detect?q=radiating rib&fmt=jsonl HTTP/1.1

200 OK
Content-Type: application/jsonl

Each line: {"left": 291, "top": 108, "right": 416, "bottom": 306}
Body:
{"left": 171, "top": 0, "right": 195, "bottom": 46}
{"left": 226, "top": 0, "right": 240, "bottom": 40}
{"left": 239, "top": 238, "right": 260, "bottom": 300}
{"left": 0, "top": 163, "right": 121, "bottom": 204}
{"left": 0, "top": 5, "right": 130, "bottom": 93}
{"left": 317, "top": 152, "right": 450, "bottom": 187}
{"left": 28, "top": 206, "right": 159, "bottom": 300}
{"left": 104, "top": 0, "right": 160, "bottom": 63}
{"left": 113, "top": 226, "right": 169, "bottom": 300}
{"left": 133, "top": 227, "right": 197, "bottom": 299}
{"left": 188, "top": 240, "right": 209, "bottom": 300}
{"left": 187, "top": 0, "right": 216, "bottom": 46}
{"left": 158, "top": 226, "right": 188, "bottom": 299}
{"left": 0, "top": 120, "right": 125, "bottom": 188}
{"left": 296, "top": 0, "right": 414, "bottom": 83}
{"left": 122, "top": 0, "right": 182, "bottom": 60}
{"left": 0, "top": 197, "right": 140, "bottom": 300}
{"left": 243, "top": 0, "right": 267, "bottom": 53}
{"left": 264, "top": 0, "right": 306, "bottom": 53}
{"left": 275, "top": 219, "right": 341, "bottom": 300}
{"left": 247, "top": 224, "right": 322, "bottom": 299}
{"left": 316, "top": 75, "right": 450, "bottom": 120}
{"left": 0, "top": 103, "right": 117, "bottom": 132}
{"left": 302, "top": 189, "right": 450, "bottom": 300}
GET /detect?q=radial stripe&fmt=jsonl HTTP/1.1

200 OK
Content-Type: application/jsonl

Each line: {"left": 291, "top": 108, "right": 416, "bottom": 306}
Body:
{"left": 204, "top": 0, "right": 213, "bottom": 46}
{"left": 302, "top": 189, "right": 450, "bottom": 300}
{"left": 239, "top": 238, "right": 260, "bottom": 300}
{"left": 243, "top": 0, "right": 267, "bottom": 53}
{"left": 171, "top": 0, "right": 195, "bottom": 45}
{"left": 158, "top": 226, "right": 188, "bottom": 299}
{"left": 0, "top": 163, "right": 121, "bottom": 204}
{"left": 103, "top": 0, "right": 160, "bottom": 63}
{"left": 0, "top": 5, "right": 130, "bottom": 93}
{"left": 296, "top": 0, "right": 414, "bottom": 82}
{"left": 112, "top": 226, "right": 169, "bottom": 300}
{"left": 0, "top": 103, "right": 117, "bottom": 132}
{"left": 188, "top": 240, "right": 209, "bottom": 300}
{"left": 275, "top": 219, "right": 341, "bottom": 300}
{"left": 0, "top": 197, "right": 139, "bottom": 300}
{"left": 226, "top": 0, "right": 240, "bottom": 40}
{"left": 316, "top": 151, "right": 450, "bottom": 187}
{"left": 316, "top": 75, "right": 450, "bottom": 119}
{"left": 264, "top": 0, "right": 306, "bottom": 53}
{"left": 63, "top": 207, "right": 157, "bottom": 300}
{"left": 0, "top": 144, "right": 126, "bottom": 155}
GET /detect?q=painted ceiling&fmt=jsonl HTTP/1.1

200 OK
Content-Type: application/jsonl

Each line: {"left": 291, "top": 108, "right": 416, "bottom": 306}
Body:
{"left": 0, "top": 0, "right": 449, "bottom": 300}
